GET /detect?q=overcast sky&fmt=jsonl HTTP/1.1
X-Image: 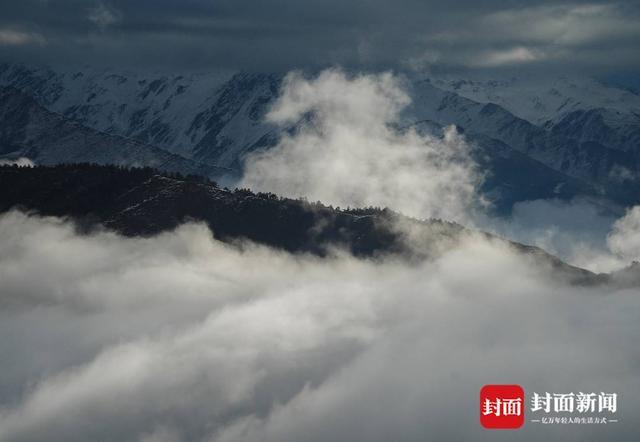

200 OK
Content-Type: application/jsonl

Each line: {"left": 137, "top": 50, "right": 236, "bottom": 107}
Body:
{"left": 0, "top": 0, "right": 639, "bottom": 73}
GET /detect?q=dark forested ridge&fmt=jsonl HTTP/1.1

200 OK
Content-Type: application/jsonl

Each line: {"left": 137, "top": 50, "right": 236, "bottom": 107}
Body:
{"left": 0, "top": 163, "right": 620, "bottom": 284}
{"left": 0, "top": 163, "right": 464, "bottom": 258}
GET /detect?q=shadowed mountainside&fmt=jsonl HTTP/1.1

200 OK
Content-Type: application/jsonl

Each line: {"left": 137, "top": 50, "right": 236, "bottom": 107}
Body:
{"left": 0, "top": 163, "right": 616, "bottom": 285}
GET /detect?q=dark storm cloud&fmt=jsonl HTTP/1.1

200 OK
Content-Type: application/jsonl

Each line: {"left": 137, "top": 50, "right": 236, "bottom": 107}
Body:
{"left": 0, "top": 0, "right": 638, "bottom": 72}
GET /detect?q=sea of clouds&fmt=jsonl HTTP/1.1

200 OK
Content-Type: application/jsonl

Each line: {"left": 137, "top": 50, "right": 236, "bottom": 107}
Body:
{"left": 1, "top": 69, "right": 640, "bottom": 441}
{"left": 1, "top": 212, "right": 639, "bottom": 441}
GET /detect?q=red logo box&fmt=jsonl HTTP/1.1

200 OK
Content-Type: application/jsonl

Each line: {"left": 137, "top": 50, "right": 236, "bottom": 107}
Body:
{"left": 480, "top": 385, "right": 525, "bottom": 429}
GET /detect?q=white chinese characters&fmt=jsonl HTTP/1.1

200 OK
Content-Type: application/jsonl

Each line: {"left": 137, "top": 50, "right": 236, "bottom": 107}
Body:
{"left": 531, "top": 392, "right": 617, "bottom": 414}
{"left": 482, "top": 397, "right": 522, "bottom": 417}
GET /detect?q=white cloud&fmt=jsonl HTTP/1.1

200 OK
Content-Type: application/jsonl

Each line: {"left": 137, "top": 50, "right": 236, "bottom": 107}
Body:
{"left": 241, "top": 69, "right": 482, "bottom": 223}
{"left": 412, "top": 3, "right": 640, "bottom": 69}
{"left": 0, "top": 211, "right": 638, "bottom": 441}
{"left": 478, "top": 197, "right": 640, "bottom": 274}
{"left": 0, "top": 29, "right": 45, "bottom": 46}
{"left": 482, "top": 3, "right": 639, "bottom": 46}
{"left": 239, "top": 69, "right": 640, "bottom": 275}
{"left": 0, "top": 157, "right": 35, "bottom": 167}
{"left": 88, "top": 2, "right": 121, "bottom": 30}
{"left": 479, "top": 198, "right": 626, "bottom": 273}
{"left": 608, "top": 206, "right": 640, "bottom": 262}
{"left": 472, "top": 47, "right": 542, "bottom": 67}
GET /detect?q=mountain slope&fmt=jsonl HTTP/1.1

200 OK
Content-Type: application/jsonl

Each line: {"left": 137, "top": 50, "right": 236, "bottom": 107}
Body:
{"left": 430, "top": 74, "right": 640, "bottom": 125}
{"left": 0, "top": 163, "right": 460, "bottom": 258}
{"left": 0, "top": 163, "right": 612, "bottom": 285}
{"left": 0, "top": 63, "right": 279, "bottom": 167}
{"left": 407, "top": 80, "right": 640, "bottom": 204}
{"left": 2, "top": 63, "right": 638, "bottom": 208}
{"left": 546, "top": 108, "right": 640, "bottom": 154}
{"left": 0, "top": 87, "right": 229, "bottom": 177}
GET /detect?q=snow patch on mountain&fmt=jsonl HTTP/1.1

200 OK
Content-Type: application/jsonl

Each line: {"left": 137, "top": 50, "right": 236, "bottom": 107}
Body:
{"left": 0, "top": 63, "right": 237, "bottom": 159}
{"left": 1, "top": 62, "right": 639, "bottom": 207}
{"left": 429, "top": 74, "right": 640, "bottom": 125}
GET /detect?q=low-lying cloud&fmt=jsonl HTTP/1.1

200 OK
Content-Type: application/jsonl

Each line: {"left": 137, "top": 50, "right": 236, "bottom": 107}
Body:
{"left": 478, "top": 198, "right": 623, "bottom": 273}
{"left": 608, "top": 206, "right": 640, "bottom": 263}
{"left": 0, "top": 157, "right": 34, "bottom": 167}
{"left": 477, "top": 198, "right": 640, "bottom": 274}
{"left": 241, "top": 69, "right": 481, "bottom": 223}
{"left": 0, "top": 211, "right": 638, "bottom": 441}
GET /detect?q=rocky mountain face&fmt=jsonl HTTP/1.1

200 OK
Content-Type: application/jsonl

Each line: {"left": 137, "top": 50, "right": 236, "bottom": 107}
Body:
{"left": 1, "top": 63, "right": 638, "bottom": 210}
{"left": 0, "top": 86, "right": 228, "bottom": 177}
{"left": 0, "top": 63, "right": 280, "bottom": 168}
{"left": 430, "top": 75, "right": 640, "bottom": 125}
{"left": 424, "top": 74, "right": 640, "bottom": 203}
{"left": 407, "top": 81, "right": 639, "bottom": 197}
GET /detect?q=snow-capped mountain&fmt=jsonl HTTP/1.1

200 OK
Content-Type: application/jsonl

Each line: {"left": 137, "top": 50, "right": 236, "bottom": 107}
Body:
{"left": 0, "top": 63, "right": 280, "bottom": 169}
{"left": 406, "top": 80, "right": 640, "bottom": 191}
{"left": 1, "top": 62, "right": 638, "bottom": 210}
{"left": 0, "top": 86, "right": 227, "bottom": 177}
{"left": 428, "top": 74, "right": 640, "bottom": 183}
{"left": 430, "top": 74, "right": 640, "bottom": 125}
{"left": 545, "top": 108, "right": 640, "bottom": 154}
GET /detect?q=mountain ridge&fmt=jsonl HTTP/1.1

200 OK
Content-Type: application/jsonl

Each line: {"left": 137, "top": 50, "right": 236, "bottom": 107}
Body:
{"left": 0, "top": 86, "right": 230, "bottom": 177}
{"left": 1, "top": 62, "right": 639, "bottom": 210}
{"left": 0, "top": 163, "right": 623, "bottom": 286}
